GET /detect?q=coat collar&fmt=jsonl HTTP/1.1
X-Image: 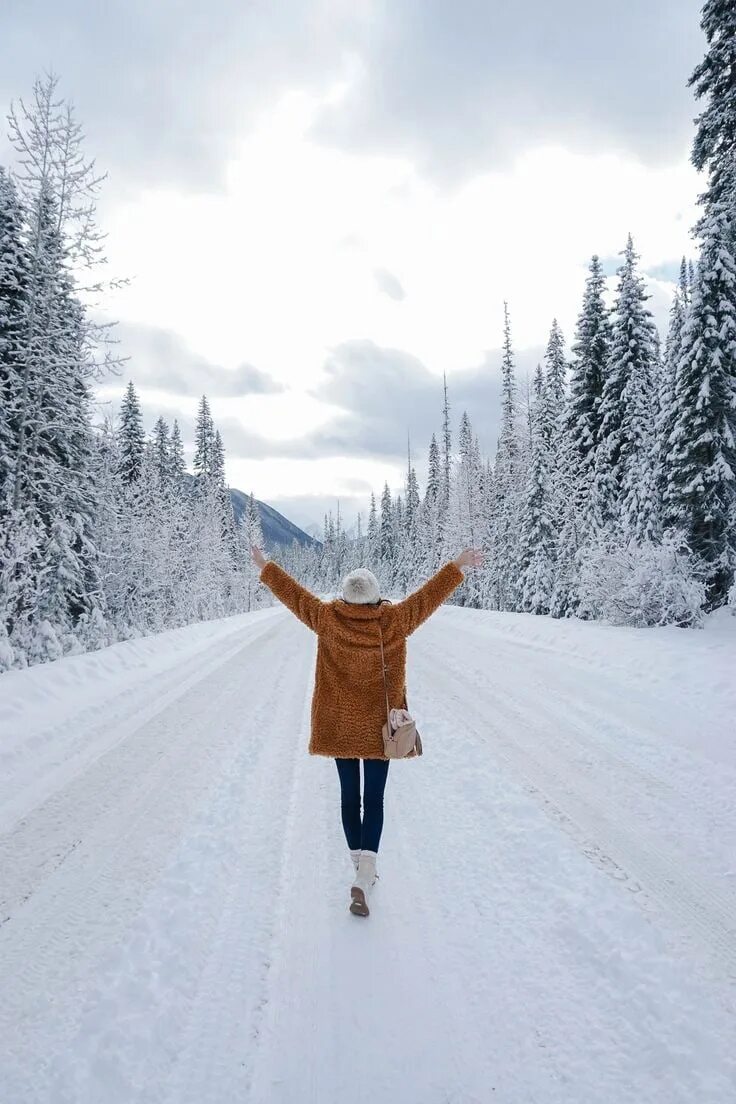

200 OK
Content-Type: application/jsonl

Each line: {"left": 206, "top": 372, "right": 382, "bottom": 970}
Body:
{"left": 329, "top": 598, "right": 390, "bottom": 620}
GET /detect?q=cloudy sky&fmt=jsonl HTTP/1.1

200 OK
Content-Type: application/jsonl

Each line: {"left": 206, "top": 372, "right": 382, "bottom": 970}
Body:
{"left": 1, "top": 0, "right": 705, "bottom": 532}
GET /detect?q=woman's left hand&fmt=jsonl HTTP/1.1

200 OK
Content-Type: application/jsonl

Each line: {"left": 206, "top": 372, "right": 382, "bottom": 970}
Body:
{"left": 250, "top": 544, "right": 267, "bottom": 570}
{"left": 455, "top": 548, "right": 484, "bottom": 570}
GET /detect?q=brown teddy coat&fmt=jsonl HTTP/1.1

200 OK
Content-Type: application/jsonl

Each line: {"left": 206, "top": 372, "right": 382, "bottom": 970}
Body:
{"left": 259, "top": 560, "right": 464, "bottom": 759}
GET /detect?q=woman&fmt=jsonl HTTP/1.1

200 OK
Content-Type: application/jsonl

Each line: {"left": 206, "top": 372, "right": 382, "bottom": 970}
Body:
{"left": 250, "top": 545, "right": 483, "bottom": 916}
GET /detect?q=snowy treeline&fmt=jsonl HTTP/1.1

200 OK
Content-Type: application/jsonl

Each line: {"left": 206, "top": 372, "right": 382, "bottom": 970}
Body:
{"left": 280, "top": 1, "right": 736, "bottom": 627}
{"left": 2, "top": 1, "right": 735, "bottom": 673}
{"left": 0, "top": 78, "right": 267, "bottom": 671}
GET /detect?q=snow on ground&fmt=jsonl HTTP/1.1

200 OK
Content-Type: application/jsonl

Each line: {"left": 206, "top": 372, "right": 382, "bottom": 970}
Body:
{"left": 1, "top": 604, "right": 735, "bottom": 1103}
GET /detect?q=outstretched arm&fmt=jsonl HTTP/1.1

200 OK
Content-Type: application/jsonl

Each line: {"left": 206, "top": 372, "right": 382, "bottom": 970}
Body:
{"left": 251, "top": 545, "right": 323, "bottom": 633}
{"left": 392, "top": 548, "right": 483, "bottom": 636}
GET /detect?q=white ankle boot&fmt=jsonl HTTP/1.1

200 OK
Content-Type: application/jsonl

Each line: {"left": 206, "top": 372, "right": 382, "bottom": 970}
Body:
{"left": 349, "top": 848, "right": 361, "bottom": 873}
{"left": 350, "top": 850, "right": 378, "bottom": 917}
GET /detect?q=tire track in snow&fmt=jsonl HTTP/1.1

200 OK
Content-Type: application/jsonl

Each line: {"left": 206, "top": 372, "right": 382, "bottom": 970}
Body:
{"left": 0, "top": 618, "right": 282, "bottom": 922}
{"left": 415, "top": 638, "right": 736, "bottom": 987}
{"left": 163, "top": 632, "right": 317, "bottom": 1104}
{"left": 0, "top": 612, "right": 282, "bottom": 835}
{"left": 0, "top": 617, "right": 302, "bottom": 1101}
{"left": 444, "top": 627, "right": 736, "bottom": 871}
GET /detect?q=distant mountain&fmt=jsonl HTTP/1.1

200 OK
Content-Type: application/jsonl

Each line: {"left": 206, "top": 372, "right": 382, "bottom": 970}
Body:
{"left": 229, "top": 488, "right": 320, "bottom": 551}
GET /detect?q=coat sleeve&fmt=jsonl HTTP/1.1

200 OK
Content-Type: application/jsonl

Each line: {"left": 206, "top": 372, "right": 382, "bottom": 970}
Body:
{"left": 390, "top": 561, "right": 464, "bottom": 637}
{"left": 260, "top": 561, "right": 323, "bottom": 633}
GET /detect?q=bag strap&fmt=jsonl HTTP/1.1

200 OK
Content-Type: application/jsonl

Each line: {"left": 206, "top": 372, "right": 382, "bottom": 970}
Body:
{"left": 377, "top": 619, "right": 392, "bottom": 734}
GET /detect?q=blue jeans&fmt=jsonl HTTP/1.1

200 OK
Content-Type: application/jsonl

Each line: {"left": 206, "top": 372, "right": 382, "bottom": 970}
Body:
{"left": 335, "top": 758, "right": 390, "bottom": 853}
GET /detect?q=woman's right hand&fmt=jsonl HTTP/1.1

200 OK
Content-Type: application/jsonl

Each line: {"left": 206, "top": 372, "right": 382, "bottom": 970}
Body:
{"left": 455, "top": 548, "right": 484, "bottom": 570}
{"left": 250, "top": 544, "right": 267, "bottom": 570}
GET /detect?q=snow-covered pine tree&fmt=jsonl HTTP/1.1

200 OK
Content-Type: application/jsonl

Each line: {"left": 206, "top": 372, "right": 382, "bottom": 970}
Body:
{"left": 210, "top": 428, "right": 238, "bottom": 558}
{"left": 664, "top": 202, "right": 736, "bottom": 608}
{"left": 168, "top": 419, "right": 186, "bottom": 486}
{"left": 487, "top": 301, "right": 523, "bottom": 610}
{"left": 152, "top": 416, "right": 170, "bottom": 486}
{"left": 8, "top": 75, "right": 118, "bottom": 514}
{"left": 544, "top": 318, "right": 567, "bottom": 413}
{"left": 0, "top": 167, "right": 29, "bottom": 511}
{"left": 9, "top": 186, "right": 105, "bottom": 654}
{"left": 379, "top": 481, "right": 395, "bottom": 587}
{"left": 405, "top": 439, "right": 421, "bottom": 531}
{"left": 553, "top": 263, "right": 610, "bottom": 615}
{"left": 540, "top": 318, "right": 569, "bottom": 535}
{"left": 396, "top": 438, "right": 422, "bottom": 594}
{"left": 366, "top": 492, "right": 379, "bottom": 566}
{"left": 655, "top": 259, "right": 690, "bottom": 511}
{"left": 392, "top": 493, "right": 404, "bottom": 573}
{"left": 118, "top": 381, "right": 144, "bottom": 484}
{"left": 334, "top": 500, "right": 349, "bottom": 582}
{"left": 30, "top": 514, "right": 88, "bottom": 663}
{"left": 320, "top": 511, "right": 336, "bottom": 590}
{"left": 518, "top": 369, "right": 556, "bottom": 614}
{"left": 239, "top": 491, "right": 265, "bottom": 611}
{"left": 497, "top": 301, "right": 519, "bottom": 472}
{"left": 689, "top": 0, "right": 736, "bottom": 235}
{"left": 90, "top": 417, "right": 127, "bottom": 638}
{"left": 193, "top": 394, "right": 215, "bottom": 481}
{"left": 452, "top": 411, "right": 484, "bottom": 606}
{"left": 593, "top": 236, "right": 659, "bottom": 538}
{"left": 441, "top": 372, "right": 452, "bottom": 512}
{"left": 0, "top": 505, "right": 44, "bottom": 669}
{"left": 568, "top": 256, "right": 610, "bottom": 480}
{"left": 421, "top": 432, "right": 443, "bottom": 574}
{"left": 425, "top": 432, "right": 441, "bottom": 506}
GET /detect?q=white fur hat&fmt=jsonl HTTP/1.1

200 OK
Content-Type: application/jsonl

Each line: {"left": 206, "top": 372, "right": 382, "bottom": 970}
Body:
{"left": 341, "top": 568, "right": 381, "bottom": 605}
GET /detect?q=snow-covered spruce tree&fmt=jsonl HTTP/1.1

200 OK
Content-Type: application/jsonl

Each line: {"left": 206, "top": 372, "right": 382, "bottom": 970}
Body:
{"left": 168, "top": 419, "right": 186, "bottom": 486}
{"left": 334, "top": 501, "right": 350, "bottom": 583}
{"left": 238, "top": 491, "right": 266, "bottom": 611}
{"left": 664, "top": 203, "right": 736, "bottom": 609}
{"left": 366, "top": 492, "right": 379, "bottom": 566}
{"left": 7, "top": 186, "right": 106, "bottom": 658}
{"left": 379, "top": 481, "right": 395, "bottom": 588}
{"left": 392, "top": 493, "right": 405, "bottom": 584}
{"left": 544, "top": 318, "right": 567, "bottom": 413}
{"left": 441, "top": 372, "right": 452, "bottom": 513}
{"left": 541, "top": 318, "right": 570, "bottom": 527}
{"left": 0, "top": 506, "right": 44, "bottom": 669}
{"left": 517, "top": 366, "right": 557, "bottom": 613}
{"left": 193, "top": 394, "right": 215, "bottom": 480}
{"left": 90, "top": 417, "right": 127, "bottom": 639}
{"left": 30, "top": 514, "right": 88, "bottom": 663}
{"left": 152, "top": 416, "right": 170, "bottom": 486}
{"left": 405, "top": 442, "right": 421, "bottom": 531}
{"left": 210, "top": 428, "right": 238, "bottom": 555}
{"left": 655, "top": 259, "right": 690, "bottom": 511}
{"left": 394, "top": 441, "right": 422, "bottom": 595}
{"left": 117, "top": 381, "right": 144, "bottom": 485}
{"left": 321, "top": 510, "right": 335, "bottom": 589}
{"left": 447, "top": 411, "right": 485, "bottom": 607}
{"left": 420, "top": 432, "right": 444, "bottom": 574}
{"left": 568, "top": 256, "right": 610, "bottom": 477}
{"left": 0, "top": 167, "right": 29, "bottom": 511}
{"left": 486, "top": 301, "right": 524, "bottom": 610}
{"left": 8, "top": 75, "right": 118, "bottom": 516}
{"left": 593, "top": 236, "right": 659, "bottom": 539}
{"left": 689, "top": 0, "right": 736, "bottom": 235}
{"left": 552, "top": 257, "right": 611, "bottom": 616}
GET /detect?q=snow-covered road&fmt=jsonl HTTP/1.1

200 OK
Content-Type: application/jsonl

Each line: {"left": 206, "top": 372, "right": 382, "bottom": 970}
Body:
{"left": 1, "top": 605, "right": 735, "bottom": 1103}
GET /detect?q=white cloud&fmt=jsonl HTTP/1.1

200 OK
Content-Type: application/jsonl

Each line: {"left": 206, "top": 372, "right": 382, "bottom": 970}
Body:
{"left": 94, "top": 87, "right": 698, "bottom": 526}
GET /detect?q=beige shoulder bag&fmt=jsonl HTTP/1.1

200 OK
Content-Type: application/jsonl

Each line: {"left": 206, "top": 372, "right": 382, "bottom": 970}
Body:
{"left": 378, "top": 620, "right": 423, "bottom": 759}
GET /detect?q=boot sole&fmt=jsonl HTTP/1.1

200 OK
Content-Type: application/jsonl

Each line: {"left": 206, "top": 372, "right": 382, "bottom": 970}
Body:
{"left": 350, "top": 887, "right": 369, "bottom": 917}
